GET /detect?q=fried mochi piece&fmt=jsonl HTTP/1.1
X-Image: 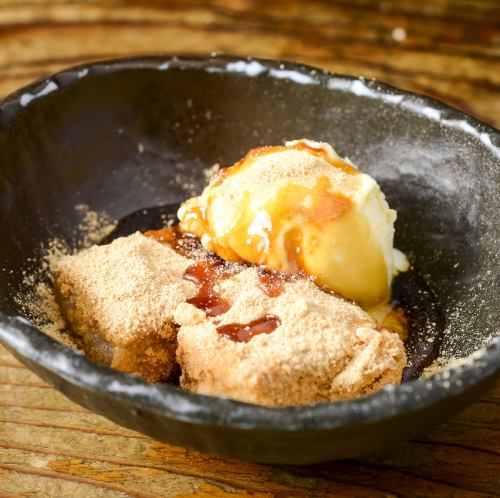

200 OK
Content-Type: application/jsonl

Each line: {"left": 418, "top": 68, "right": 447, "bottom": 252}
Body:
{"left": 176, "top": 268, "right": 406, "bottom": 406}
{"left": 53, "top": 232, "right": 197, "bottom": 382}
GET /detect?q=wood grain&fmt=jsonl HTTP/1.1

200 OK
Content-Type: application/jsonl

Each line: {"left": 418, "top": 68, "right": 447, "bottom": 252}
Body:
{"left": 0, "top": 345, "right": 499, "bottom": 497}
{"left": 0, "top": 1, "right": 499, "bottom": 496}
{"left": 0, "top": 0, "right": 499, "bottom": 127}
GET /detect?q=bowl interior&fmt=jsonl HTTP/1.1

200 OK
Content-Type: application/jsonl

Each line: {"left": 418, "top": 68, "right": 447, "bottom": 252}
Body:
{"left": 0, "top": 56, "right": 498, "bottom": 387}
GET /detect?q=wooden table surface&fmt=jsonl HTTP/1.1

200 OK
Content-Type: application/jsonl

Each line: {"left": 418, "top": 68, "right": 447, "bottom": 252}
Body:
{"left": 0, "top": 1, "right": 499, "bottom": 496}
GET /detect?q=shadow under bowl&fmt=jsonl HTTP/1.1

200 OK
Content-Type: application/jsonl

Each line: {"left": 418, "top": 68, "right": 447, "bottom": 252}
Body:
{"left": 0, "top": 55, "right": 498, "bottom": 464}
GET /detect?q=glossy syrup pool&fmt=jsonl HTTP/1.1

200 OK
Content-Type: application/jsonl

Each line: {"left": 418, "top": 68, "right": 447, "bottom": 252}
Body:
{"left": 102, "top": 204, "right": 445, "bottom": 382}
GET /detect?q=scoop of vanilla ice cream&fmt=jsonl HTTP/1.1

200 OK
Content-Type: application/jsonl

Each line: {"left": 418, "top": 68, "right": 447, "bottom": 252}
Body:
{"left": 179, "top": 139, "right": 407, "bottom": 308}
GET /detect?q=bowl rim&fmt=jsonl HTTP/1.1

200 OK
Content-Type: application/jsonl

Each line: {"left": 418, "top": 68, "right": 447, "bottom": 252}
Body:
{"left": 0, "top": 54, "right": 499, "bottom": 431}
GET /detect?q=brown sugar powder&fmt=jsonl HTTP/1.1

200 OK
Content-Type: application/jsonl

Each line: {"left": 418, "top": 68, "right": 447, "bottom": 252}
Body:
{"left": 176, "top": 267, "right": 406, "bottom": 406}
{"left": 15, "top": 237, "right": 75, "bottom": 347}
{"left": 54, "top": 232, "right": 197, "bottom": 345}
{"left": 15, "top": 206, "right": 117, "bottom": 348}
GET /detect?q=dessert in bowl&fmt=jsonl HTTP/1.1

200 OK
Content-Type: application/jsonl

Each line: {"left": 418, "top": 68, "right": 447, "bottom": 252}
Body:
{"left": 0, "top": 55, "right": 498, "bottom": 463}
{"left": 53, "top": 138, "right": 408, "bottom": 405}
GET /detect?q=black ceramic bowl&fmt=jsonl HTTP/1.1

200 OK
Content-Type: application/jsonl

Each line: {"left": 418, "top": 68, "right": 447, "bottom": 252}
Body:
{"left": 0, "top": 55, "right": 498, "bottom": 464}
